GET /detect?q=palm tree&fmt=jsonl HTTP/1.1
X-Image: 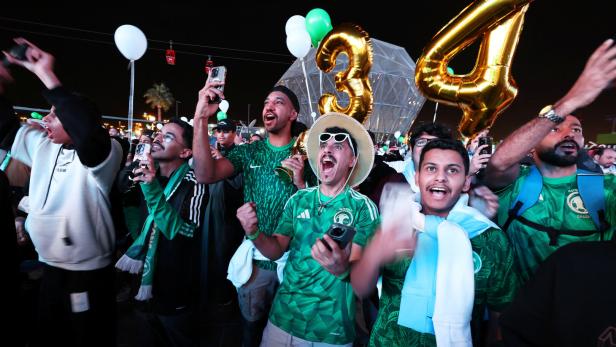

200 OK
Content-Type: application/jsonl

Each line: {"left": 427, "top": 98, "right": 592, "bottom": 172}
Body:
{"left": 144, "top": 83, "right": 175, "bottom": 122}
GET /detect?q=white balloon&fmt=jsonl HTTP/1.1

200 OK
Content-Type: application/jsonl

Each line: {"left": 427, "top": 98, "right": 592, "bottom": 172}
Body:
{"left": 156, "top": 123, "right": 163, "bottom": 130}
{"left": 285, "top": 15, "right": 306, "bottom": 36}
{"left": 114, "top": 25, "right": 148, "bottom": 61}
{"left": 311, "top": 111, "right": 317, "bottom": 119}
{"left": 189, "top": 119, "right": 194, "bottom": 126}
{"left": 286, "top": 30, "right": 311, "bottom": 59}
{"left": 219, "top": 99, "right": 230, "bottom": 113}
{"left": 394, "top": 131, "right": 401, "bottom": 138}
{"left": 180, "top": 117, "right": 188, "bottom": 122}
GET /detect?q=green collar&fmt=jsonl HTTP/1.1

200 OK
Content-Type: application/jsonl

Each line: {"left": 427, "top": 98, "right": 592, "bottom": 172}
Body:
{"left": 266, "top": 137, "right": 294, "bottom": 152}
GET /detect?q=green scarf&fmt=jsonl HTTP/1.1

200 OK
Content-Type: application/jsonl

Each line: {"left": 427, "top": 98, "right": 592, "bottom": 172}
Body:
{"left": 115, "top": 162, "right": 190, "bottom": 301}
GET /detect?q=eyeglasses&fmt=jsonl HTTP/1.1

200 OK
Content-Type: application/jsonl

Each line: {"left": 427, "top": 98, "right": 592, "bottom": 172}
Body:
{"left": 319, "top": 132, "right": 354, "bottom": 154}
{"left": 414, "top": 137, "right": 435, "bottom": 147}
{"left": 160, "top": 132, "right": 183, "bottom": 146}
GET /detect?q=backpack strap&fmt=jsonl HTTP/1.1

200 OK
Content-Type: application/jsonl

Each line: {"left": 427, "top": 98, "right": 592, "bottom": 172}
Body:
{"left": 504, "top": 166, "right": 611, "bottom": 244}
{"left": 503, "top": 166, "right": 543, "bottom": 233}
{"left": 577, "top": 168, "right": 609, "bottom": 237}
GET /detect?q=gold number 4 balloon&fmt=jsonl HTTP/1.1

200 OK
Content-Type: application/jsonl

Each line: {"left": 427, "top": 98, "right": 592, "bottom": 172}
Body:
{"left": 415, "top": 0, "right": 532, "bottom": 137}
{"left": 316, "top": 23, "right": 374, "bottom": 124}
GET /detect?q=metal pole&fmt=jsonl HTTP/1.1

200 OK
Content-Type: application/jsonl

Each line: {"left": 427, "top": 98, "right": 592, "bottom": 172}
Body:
{"left": 301, "top": 58, "right": 314, "bottom": 116}
{"left": 128, "top": 60, "right": 135, "bottom": 139}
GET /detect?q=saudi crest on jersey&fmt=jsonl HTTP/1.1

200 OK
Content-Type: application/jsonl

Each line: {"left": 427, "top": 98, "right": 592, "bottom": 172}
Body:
{"left": 269, "top": 186, "right": 379, "bottom": 344}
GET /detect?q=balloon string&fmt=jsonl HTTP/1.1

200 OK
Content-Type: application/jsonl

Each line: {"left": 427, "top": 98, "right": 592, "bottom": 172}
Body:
{"left": 128, "top": 60, "right": 135, "bottom": 139}
{"left": 433, "top": 102, "right": 439, "bottom": 123}
{"left": 318, "top": 40, "right": 323, "bottom": 97}
{"left": 301, "top": 58, "right": 314, "bottom": 116}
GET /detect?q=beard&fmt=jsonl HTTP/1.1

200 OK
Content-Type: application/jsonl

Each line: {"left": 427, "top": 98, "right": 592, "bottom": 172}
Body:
{"left": 536, "top": 140, "right": 579, "bottom": 167}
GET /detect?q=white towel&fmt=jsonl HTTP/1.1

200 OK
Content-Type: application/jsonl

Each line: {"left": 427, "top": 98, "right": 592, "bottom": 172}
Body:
{"left": 398, "top": 194, "right": 495, "bottom": 344}
{"left": 227, "top": 238, "right": 287, "bottom": 289}
{"left": 432, "top": 220, "right": 474, "bottom": 347}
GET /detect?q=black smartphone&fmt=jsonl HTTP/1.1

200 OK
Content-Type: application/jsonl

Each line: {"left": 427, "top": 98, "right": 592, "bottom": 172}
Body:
{"left": 478, "top": 136, "right": 493, "bottom": 155}
{"left": 321, "top": 223, "right": 356, "bottom": 250}
{"left": 206, "top": 66, "right": 226, "bottom": 103}
{"left": 2, "top": 43, "right": 28, "bottom": 67}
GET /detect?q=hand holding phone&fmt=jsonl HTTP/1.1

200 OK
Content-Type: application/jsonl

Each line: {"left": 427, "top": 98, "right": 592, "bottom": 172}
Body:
{"left": 2, "top": 43, "right": 28, "bottom": 67}
{"left": 478, "top": 136, "right": 493, "bottom": 155}
{"left": 205, "top": 66, "right": 226, "bottom": 104}
{"left": 321, "top": 223, "right": 356, "bottom": 250}
{"left": 133, "top": 143, "right": 151, "bottom": 162}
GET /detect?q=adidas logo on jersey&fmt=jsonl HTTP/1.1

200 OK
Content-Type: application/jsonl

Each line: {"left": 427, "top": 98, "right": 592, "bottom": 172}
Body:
{"left": 296, "top": 209, "right": 311, "bottom": 219}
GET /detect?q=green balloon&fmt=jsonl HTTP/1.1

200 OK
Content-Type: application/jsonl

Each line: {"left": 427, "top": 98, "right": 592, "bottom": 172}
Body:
{"left": 382, "top": 145, "right": 389, "bottom": 152}
{"left": 447, "top": 66, "right": 454, "bottom": 75}
{"left": 31, "top": 112, "right": 43, "bottom": 119}
{"left": 216, "top": 111, "right": 227, "bottom": 121}
{"left": 305, "top": 8, "right": 332, "bottom": 47}
{"left": 398, "top": 136, "right": 405, "bottom": 143}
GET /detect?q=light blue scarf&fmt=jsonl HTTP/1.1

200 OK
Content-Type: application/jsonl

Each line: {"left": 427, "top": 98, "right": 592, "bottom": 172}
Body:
{"left": 398, "top": 194, "right": 498, "bottom": 333}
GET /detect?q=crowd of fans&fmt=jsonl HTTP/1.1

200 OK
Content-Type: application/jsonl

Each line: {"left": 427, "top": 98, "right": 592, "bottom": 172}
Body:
{"left": 1, "top": 37, "right": 615, "bottom": 347}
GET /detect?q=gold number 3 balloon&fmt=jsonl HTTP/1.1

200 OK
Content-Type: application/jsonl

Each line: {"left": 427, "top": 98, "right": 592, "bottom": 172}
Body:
{"left": 415, "top": 0, "right": 532, "bottom": 137}
{"left": 316, "top": 23, "right": 373, "bottom": 124}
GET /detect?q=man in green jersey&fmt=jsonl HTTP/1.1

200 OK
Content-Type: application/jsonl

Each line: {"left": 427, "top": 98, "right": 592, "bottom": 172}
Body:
{"left": 193, "top": 82, "right": 314, "bottom": 346}
{"left": 352, "top": 139, "right": 519, "bottom": 347}
{"left": 237, "top": 112, "right": 379, "bottom": 346}
{"left": 485, "top": 39, "right": 616, "bottom": 281}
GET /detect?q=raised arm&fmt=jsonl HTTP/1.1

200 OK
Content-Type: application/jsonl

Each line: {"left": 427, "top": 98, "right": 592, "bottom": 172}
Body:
{"left": 5, "top": 38, "right": 110, "bottom": 167}
{"left": 485, "top": 39, "right": 616, "bottom": 189}
{"left": 192, "top": 81, "right": 236, "bottom": 183}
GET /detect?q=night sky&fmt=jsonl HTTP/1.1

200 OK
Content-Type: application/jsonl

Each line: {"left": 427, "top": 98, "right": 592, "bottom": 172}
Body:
{"left": 1, "top": 1, "right": 614, "bottom": 142}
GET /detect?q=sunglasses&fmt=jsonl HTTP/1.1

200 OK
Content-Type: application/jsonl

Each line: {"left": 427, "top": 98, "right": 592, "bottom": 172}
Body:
{"left": 319, "top": 132, "right": 355, "bottom": 154}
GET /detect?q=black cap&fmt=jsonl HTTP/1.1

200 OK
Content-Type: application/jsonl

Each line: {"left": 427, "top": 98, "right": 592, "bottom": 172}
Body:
{"left": 213, "top": 119, "right": 236, "bottom": 132}
{"left": 271, "top": 85, "right": 300, "bottom": 113}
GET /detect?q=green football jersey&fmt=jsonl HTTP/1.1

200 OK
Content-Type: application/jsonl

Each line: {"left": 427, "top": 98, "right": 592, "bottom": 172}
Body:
{"left": 369, "top": 228, "right": 519, "bottom": 347}
{"left": 269, "top": 186, "right": 380, "bottom": 345}
{"left": 496, "top": 166, "right": 616, "bottom": 281}
{"left": 227, "top": 138, "right": 315, "bottom": 236}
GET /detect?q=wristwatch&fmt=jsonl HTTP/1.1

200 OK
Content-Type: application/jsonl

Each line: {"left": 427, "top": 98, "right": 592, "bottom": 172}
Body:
{"left": 537, "top": 105, "right": 565, "bottom": 124}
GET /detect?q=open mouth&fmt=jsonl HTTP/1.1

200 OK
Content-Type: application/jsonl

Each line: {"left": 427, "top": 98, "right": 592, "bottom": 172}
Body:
{"left": 320, "top": 156, "right": 336, "bottom": 175}
{"left": 427, "top": 186, "right": 449, "bottom": 199}
{"left": 557, "top": 141, "right": 579, "bottom": 154}
{"left": 263, "top": 113, "right": 276, "bottom": 124}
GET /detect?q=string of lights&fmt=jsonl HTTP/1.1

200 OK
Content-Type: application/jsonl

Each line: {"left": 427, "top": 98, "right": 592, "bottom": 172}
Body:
{"left": 0, "top": 16, "right": 293, "bottom": 64}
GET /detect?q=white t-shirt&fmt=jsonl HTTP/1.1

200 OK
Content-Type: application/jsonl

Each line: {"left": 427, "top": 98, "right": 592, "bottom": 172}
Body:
{"left": 11, "top": 126, "right": 122, "bottom": 271}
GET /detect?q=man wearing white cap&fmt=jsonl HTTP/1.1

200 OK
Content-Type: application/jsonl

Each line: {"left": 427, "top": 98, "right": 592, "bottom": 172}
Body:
{"left": 238, "top": 112, "right": 379, "bottom": 346}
